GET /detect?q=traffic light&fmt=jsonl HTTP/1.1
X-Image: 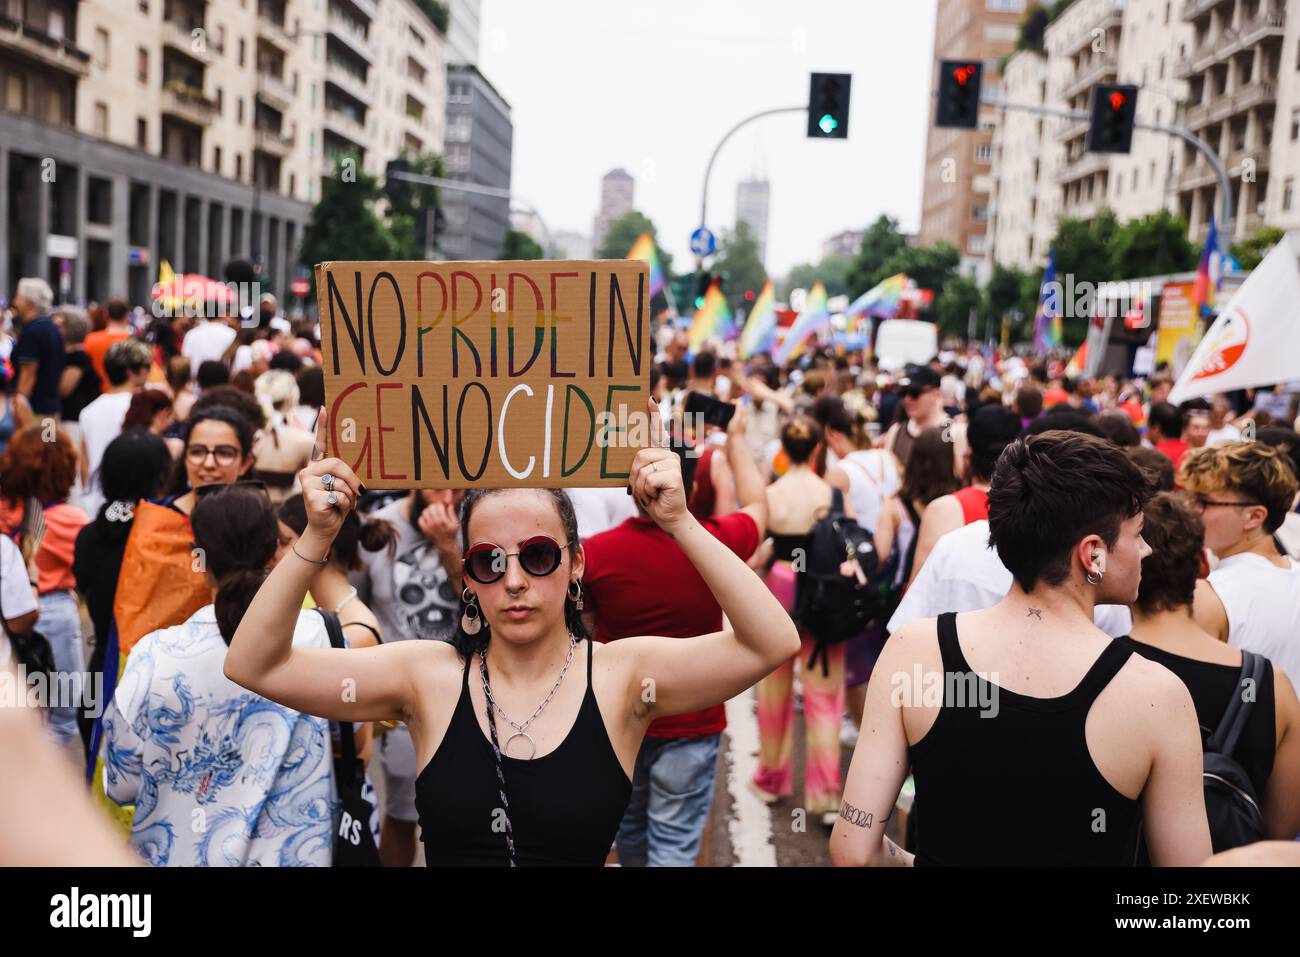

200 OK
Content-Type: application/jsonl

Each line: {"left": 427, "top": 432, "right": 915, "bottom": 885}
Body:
{"left": 694, "top": 272, "right": 714, "bottom": 310}
{"left": 936, "top": 60, "right": 983, "bottom": 129}
{"left": 384, "top": 158, "right": 412, "bottom": 207}
{"left": 807, "top": 72, "right": 851, "bottom": 139}
{"left": 1087, "top": 84, "right": 1138, "bottom": 154}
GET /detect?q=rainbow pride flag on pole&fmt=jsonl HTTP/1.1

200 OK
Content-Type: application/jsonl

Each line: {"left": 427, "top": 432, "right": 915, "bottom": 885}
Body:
{"left": 738, "top": 279, "right": 777, "bottom": 358}
{"left": 845, "top": 272, "right": 909, "bottom": 328}
{"left": 625, "top": 232, "right": 665, "bottom": 300}
{"left": 1192, "top": 213, "right": 1221, "bottom": 318}
{"left": 1033, "top": 249, "right": 1062, "bottom": 353}
{"left": 772, "top": 282, "right": 829, "bottom": 365}
{"left": 687, "top": 278, "right": 732, "bottom": 353}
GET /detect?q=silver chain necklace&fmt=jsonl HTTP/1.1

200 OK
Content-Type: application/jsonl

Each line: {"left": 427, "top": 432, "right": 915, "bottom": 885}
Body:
{"left": 480, "top": 634, "right": 578, "bottom": 759}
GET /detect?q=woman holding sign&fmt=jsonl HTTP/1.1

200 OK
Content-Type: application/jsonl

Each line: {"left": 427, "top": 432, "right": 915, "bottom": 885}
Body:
{"left": 226, "top": 401, "right": 800, "bottom": 866}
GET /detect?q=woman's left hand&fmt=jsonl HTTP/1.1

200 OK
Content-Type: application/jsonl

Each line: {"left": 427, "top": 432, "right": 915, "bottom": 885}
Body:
{"left": 630, "top": 399, "right": 690, "bottom": 534}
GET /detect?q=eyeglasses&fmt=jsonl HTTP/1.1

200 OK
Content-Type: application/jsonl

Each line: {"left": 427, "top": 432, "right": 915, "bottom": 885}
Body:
{"left": 186, "top": 443, "right": 242, "bottom": 467}
{"left": 194, "top": 479, "right": 269, "bottom": 500}
{"left": 1189, "top": 495, "right": 1262, "bottom": 513}
{"left": 463, "top": 536, "right": 569, "bottom": 585}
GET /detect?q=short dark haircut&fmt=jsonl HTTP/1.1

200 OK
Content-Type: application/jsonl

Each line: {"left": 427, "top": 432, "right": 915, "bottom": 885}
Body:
{"left": 1136, "top": 492, "right": 1204, "bottom": 615}
{"left": 1013, "top": 384, "right": 1043, "bottom": 421}
{"left": 190, "top": 385, "right": 266, "bottom": 432}
{"left": 1255, "top": 427, "right": 1300, "bottom": 483}
{"left": 988, "top": 430, "right": 1151, "bottom": 591}
{"left": 967, "top": 405, "right": 1023, "bottom": 482}
{"left": 196, "top": 359, "right": 231, "bottom": 390}
{"left": 269, "top": 350, "right": 303, "bottom": 373}
{"left": 692, "top": 350, "right": 716, "bottom": 380}
{"left": 1093, "top": 410, "right": 1141, "bottom": 447}
{"left": 106, "top": 298, "right": 129, "bottom": 322}
{"left": 296, "top": 364, "right": 325, "bottom": 408}
{"left": 1023, "top": 406, "right": 1105, "bottom": 439}
{"left": 1126, "top": 445, "right": 1175, "bottom": 492}
{"left": 1148, "top": 401, "right": 1184, "bottom": 440}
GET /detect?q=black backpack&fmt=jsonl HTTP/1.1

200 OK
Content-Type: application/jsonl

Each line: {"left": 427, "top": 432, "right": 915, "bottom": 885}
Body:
{"left": 792, "top": 487, "right": 880, "bottom": 674}
{"left": 1202, "top": 650, "right": 1268, "bottom": 853}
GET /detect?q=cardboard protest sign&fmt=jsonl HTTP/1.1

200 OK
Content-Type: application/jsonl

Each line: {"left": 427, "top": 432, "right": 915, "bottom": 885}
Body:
{"left": 314, "top": 260, "right": 652, "bottom": 489}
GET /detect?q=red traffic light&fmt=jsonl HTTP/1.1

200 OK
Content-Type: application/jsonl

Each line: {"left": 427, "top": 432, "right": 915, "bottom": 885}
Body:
{"left": 744, "top": 290, "right": 756, "bottom": 302}
{"left": 954, "top": 65, "right": 976, "bottom": 85}
{"left": 1108, "top": 90, "right": 1127, "bottom": 111}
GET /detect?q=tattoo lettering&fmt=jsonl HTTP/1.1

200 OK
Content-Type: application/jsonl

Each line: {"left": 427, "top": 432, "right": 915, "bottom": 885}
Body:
{"left": 838, "top": 801, "right": 873, "bottom": 828}
{"left": 1026, "top": 607, "right": 1043, "bottom": 620}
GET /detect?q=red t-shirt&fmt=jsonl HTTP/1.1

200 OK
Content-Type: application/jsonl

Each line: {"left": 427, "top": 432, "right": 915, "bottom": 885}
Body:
{"left": 953, "top": 486, "right": 989, "bottom": 525}
{"left": 582, "top": 511, "right": 760, "bottom": 739}
{"left": 1155, "top": 438, "right": 1189, "bottom": 474}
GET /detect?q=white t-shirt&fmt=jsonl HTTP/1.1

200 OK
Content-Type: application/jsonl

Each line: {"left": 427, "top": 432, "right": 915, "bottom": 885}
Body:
{"left": 566, "top": 487, "right": 637, "bottom": 541}
{"left": 0, "top": 534, "right": 39, "bottom": 663}
{"left": 838, "top": 449, "right": 902, "bottom": 534}
{"left": 1207, "top": 424, "right": 1243, "bottom": 446}
{"left": 1208, "top": 552, "right": 1300, "bottom": 681}
{"left": 182, "top": 320, "right": 237, "bottom": 375}
{"left": 887, "top": 519, "right": 1133, "bottom": 638}
{"left": 78, "top": 390, "right": 134, "bottom": 516}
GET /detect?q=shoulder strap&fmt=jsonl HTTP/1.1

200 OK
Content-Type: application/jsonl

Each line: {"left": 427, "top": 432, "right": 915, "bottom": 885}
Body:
{"left": 1207, "top": 651, "right": 1266, "bottom": 758}
{"left": 586, "top": 636, "right": 593, "bottom": 686}
{"left": 1073, "top": 641, "right": 1133, "bottom": 703}
{"left": 830, "top": 486, "right": 845, "bottom": 516}
{"left": 935, "top": 612, "right": 964, "bottom": 674}
{"left": 315, "top": 609, "right": 358, "bottom": 787}
{"left": 842, "top": 455, "right": 880, "bottom": 489}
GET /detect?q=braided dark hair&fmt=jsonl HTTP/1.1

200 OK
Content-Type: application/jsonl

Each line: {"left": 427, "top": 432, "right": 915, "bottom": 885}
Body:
{"left": 449, "top": 488, "right": 591, "bottom": 659}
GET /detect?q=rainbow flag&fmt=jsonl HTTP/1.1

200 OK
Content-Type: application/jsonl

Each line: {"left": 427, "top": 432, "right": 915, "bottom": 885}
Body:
{"left": 625, "top": 232, "right": 665, "bottom": 300}
{"left": 1065, "top": 340, "right": 1088, "bottom": 377}
{"left": 772, "top": 282, "right": 829, "bottom": 366}
{"left": 1033, "top": 249, "right": 1062, "bottom": 353}
{"left": 845, "top": 272, "right": 909, "bottom": 328}
{"left": 738, "top": 279, "right": 777, "bottom": 358}
{"left": 1192, "top": 213, "right": 1221, "bottom": 318}
{"left": 687, "top": 278, "right": 732, "bottom": 353}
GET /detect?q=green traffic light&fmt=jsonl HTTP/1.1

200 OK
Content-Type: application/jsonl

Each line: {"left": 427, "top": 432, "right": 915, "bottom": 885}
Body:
{"left": 818, "top": 113, "right": 839, "bottom": 134}
{"left": 695, "top": 296, "right": 706, "bottom": 308}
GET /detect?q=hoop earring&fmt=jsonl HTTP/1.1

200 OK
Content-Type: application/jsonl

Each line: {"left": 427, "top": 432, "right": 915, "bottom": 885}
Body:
{"left": 567, "top": 579, "right": 584, "bottom": 611}
{"left": 461, "top": 586, "right": 482, "bottom": 635}
{"left": 1086, "top": 570, "right": 1103, "bottom": 586}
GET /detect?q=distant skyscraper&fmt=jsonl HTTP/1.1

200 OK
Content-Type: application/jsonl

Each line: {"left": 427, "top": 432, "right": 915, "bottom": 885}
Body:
{"left": 592, "top": 168, "right": 635, "bottom": 253}
{"left": 736, "top": 178, "right": 770, "bottom": 266}
{"left": 441, "top": 65, "right": 512, "bottom": 260}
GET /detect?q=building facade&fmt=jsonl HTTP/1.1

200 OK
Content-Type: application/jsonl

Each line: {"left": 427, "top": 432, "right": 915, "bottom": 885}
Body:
{"left": 0, "top": 0, "right": 449, "bottom": 305}
{"left": 735, "top": 177, "right": 770, "bottom": 266}
{"left": 822, "top": 228, "right": 865, "bottom": 260}
{"left": 592, "top": 167, "right": 634, "bottom": 254}
{"left": 917, "top": 0, "right": 1025, "bottom": 282}
{"left": 441, "top": 64, "right": 511, "bottom": 260}
{"left": 990, "top": 50, "right": 1059, "bottom": 270}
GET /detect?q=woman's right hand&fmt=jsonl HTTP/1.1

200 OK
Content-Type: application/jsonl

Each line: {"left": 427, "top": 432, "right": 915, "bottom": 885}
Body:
{"left": 297, "top": 458, "right": 362, "bottom": 549}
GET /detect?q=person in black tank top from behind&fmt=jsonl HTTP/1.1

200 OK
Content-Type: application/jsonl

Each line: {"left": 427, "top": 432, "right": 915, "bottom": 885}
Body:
{"left": 1122, "top": 492, "right": 1300, "bottom": 843}
{"left": 225, "top": 401, "right": 801, "bottom": 867}
{"left": 831, "top": 431, "right": 1212, "bottom": 866}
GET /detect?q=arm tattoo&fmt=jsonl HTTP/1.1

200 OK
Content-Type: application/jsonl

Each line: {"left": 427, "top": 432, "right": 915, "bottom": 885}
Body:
{"left": 838, "top": 801, "right": 873, "bottom": 828}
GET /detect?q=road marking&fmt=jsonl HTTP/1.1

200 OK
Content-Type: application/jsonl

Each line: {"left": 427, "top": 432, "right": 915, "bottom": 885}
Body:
{"left": 723, "top": 687, "right": 776, "bottom": 867}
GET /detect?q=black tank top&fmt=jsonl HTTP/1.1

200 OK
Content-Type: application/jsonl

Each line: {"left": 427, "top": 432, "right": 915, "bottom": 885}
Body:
{"left": 415, "top": 640, "right": 632, "bottom": 867}
{"left": 1118, "top": 637, "right": 1276, "bottom": 796}
{"left": 908, "top": 613, "right": 1141, "bottom": 866}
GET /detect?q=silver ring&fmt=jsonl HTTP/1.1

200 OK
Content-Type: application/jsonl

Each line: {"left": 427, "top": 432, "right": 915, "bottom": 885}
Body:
{"left": 326, "top": 491, "right": 339, "bottom": 506}
{"left": 322, "top": 473, "right": 335, "bottom": 491}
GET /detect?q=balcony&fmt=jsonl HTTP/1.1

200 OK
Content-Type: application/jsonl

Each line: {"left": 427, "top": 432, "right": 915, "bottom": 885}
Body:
{"left": 1177, "top": 160, "right": 1219, "bottom": 192}
{"left": 257, "top": 13, "right": 296, "bottom": 53}
{"left": 327, "top": 13, "right": 375, "bottom": 63}
{"left": 339, "top": 0, "right": 379, "bottom": 20}
{"left": 163, "top": 20, "right": 214, "bottom": 65}
{"left": 1226, "top": 147, "right": 1269, "bottom": 178}
{"left": 256, "top": 72, "right": 295, "bottom": 112}
{"left": 0, "top": 14, "right": 91, "bottom": 77}
{"left": 1059, "top": 2, "right": 1125, "bottom": 58}
{"left": 324, "top": 108, "right": 367, "bottom": 145}
{"left": 1176, "top": 10, "right": 1286, "bottom": 77}
{"left": 1060, "top": 53, "right": 1119, "bottom": 101}
{"left": 1056, "top": 119, "right": 1090, "bottom": 144}
{"left": 324, "top": 60, "right": 372, "bottom": 104}
{"left": 1181, "top": 0, "right": 1232, "bottom": 22}
{"left": 254, "top": 128, "right": 295, "bottom": 158}
{"left": 1056, "top": 151, "right": 1110, "bottom": 185}
{"left": 160, "top": 82, "right": 217, "bottom": 126}
{"left": 1184, "top": 80, "right": 1276, "bottom": 131}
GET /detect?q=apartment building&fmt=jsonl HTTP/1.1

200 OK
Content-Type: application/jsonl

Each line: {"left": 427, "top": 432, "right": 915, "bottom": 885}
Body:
{"left": 990, "top": 50, "right": 1060, "bottom": 269}
{"left": 442, "top": 63, "right": 511, "bottom": 260}
{"left": 0, "top": 0, "right": 448, "bottom": 305}
{"left": 1175, "top": 0, "right": 1298, "bottom": 243}
{"left": 917, "top": 0, "right": 1026, "bottom": 283}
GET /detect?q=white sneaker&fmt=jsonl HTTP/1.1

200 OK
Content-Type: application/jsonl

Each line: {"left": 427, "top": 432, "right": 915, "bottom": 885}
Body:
{"left": 840, "top": 715, "right": 860, "bottom": 748}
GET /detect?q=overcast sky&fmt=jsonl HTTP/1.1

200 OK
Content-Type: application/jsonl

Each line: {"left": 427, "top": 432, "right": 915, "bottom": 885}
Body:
{"left": 479, "top": 0, "right": 938, "bottom": 277}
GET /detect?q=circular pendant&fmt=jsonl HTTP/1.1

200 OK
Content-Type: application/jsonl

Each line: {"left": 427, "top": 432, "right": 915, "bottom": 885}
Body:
{"left": 504, "top": 731, "right": 537, "bottom": 760}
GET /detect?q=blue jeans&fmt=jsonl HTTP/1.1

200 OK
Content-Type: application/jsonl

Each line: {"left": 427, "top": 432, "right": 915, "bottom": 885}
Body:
{"left": 615, "top": 733, "right": 720, "bottom": 867}
{"left": 38, "top": 589, "right": 85, "bottom": 745}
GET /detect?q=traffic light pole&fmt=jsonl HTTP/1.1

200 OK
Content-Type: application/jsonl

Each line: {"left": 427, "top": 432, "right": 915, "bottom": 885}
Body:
{"left": 981, "top": 95, "right": 1233, "bottom": 248}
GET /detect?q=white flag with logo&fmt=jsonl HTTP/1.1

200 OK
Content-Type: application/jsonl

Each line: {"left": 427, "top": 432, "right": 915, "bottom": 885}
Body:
{"left": 1169, "top": 234, "right": 1300, "bottom": 405}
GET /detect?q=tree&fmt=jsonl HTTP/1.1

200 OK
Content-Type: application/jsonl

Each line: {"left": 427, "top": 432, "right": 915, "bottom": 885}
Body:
{"left": 1050, "top": 209, "right": 1121, "bottom": 286}
{"left": 298, "top": 168, "right": 398, "bottom": 300}
{"left": 500, "top": 228, "right": 543, "bottom": 260}
{"left": 1110, "top": 209, "right": 1198, "bottom": 277}
{"left": 876, "top": 241, "right": 961, "bottom": 297}
{"left": 783, "top": 255, "right": 853, "bottom": 299}
{"left": 713, "top": 221, "right": 767, "bottom": 313}
{"left": 936, "top": 275, "right": 984, "bottom": 337}
{"left": 1016, "top": 4, "right": 1051, "bottom": 52}
{"left": 986, "top": 263, "right": 1027, "bottom": 319}
{"left": 847, "top": 214, "right": 909, "bottom": 296}
{"left": 386, "top": 149, "right": 446, "bottom": 259}
{"left": 1230, "top": 226, "right": 1286, "bottom": 272}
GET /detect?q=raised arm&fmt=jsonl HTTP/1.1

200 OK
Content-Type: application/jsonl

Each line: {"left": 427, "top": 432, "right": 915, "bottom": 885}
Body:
{"left": 725, "top": 404, "right": 767, "bottom": 535}
{"left": 616, "top": 400, "right": 798, "bottom": 720}
{"left": 224, "top": 457, "right": 437, "bottom": 724}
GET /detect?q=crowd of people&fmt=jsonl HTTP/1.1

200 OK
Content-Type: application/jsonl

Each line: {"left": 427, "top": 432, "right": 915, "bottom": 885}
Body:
{"left": 1, "top": 273, "right": 1298, "bottom": 868}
